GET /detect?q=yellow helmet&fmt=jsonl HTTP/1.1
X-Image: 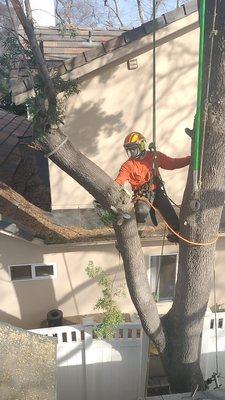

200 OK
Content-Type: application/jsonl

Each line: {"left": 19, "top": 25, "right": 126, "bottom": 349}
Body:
{"left": 124, "top": 132, "right": 147, "bottom": 158}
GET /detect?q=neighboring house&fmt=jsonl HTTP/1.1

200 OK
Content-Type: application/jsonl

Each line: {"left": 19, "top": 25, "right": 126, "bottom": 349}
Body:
{"left": 1, "top": 0, "right": 225, "bottom": 337}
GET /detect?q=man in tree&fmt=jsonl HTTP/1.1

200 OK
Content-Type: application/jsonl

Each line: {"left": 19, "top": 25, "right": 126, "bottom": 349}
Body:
{"left": 115, "top": 132, "right": 190, "bottom": 242}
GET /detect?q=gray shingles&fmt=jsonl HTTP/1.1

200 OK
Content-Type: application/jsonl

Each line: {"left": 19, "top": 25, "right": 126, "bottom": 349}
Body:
{"left": 63, "top": 53, "right": 87, "bottom": 73}
{"left": 183, "top": 0, "right": 198, "bottom": 16}
{"left": 103, "top": 35, "right": 126, "bottom": 53}
{"left": 123, "top": 26, "right": 146, "bottom": 44}
{"left": 12, "top": 4, "right": 198, "bottom": 100}
{"left": 163, "top": 6, "right": 186, "bottom": 25}
{"left": 83, "top": 44, "right": 106, "bottom": 62}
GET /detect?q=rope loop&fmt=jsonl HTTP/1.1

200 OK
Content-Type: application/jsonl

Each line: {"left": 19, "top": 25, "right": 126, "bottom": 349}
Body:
{"left": 44, "top": 135, "right": 68, "bottom": 158}
{"left": 134, "top": 195, "right": 218, "bottom": 247}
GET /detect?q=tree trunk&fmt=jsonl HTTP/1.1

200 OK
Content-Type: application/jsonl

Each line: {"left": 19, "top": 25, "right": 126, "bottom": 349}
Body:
{"left": 9, "top": 0, "right": 225, "bottom": 393}
{"left": 161, "top": 1, "right": 225, "bottom": 391}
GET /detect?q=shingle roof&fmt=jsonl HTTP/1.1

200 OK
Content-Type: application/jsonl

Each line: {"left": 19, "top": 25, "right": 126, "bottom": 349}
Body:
{"left": 9, "top": 24, "right": 127, "bottom": 99}
{"left": 0, "top": 109, "right": 32, "bottom": 184}
{"left": 0, "top": 108, "right": 51, "bottom": 210}
{"left": 33, "top": 26, "right": 128, "bottom": 61}
{"left": 10, "top": 0, "right": 198, "bottom": 103}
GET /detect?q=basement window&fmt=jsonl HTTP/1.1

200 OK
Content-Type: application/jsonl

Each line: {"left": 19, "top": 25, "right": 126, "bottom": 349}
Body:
{"left": 9, "top": 263, "right": 57, "bottom": 281}
{"left": 149, "top": 254, "right": 178, "bottom": 301}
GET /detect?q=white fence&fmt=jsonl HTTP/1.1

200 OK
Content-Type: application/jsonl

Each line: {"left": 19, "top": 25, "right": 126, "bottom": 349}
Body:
{"left": 30, "top": 310, "right": 225, "bottom": 400}
{"left": 31, "top": 322, "right": 146, "bottom": 400}
{"left": 201, "top": 310, "right": 225, "bottom": 386}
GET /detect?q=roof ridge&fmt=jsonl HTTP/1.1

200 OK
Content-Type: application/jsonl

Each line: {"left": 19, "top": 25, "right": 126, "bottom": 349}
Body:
{"left": 11, "top": 0, "right": 198, "bottom": 103}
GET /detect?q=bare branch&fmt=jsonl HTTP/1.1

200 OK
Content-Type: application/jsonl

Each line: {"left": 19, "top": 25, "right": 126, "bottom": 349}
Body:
{"left": 136, "top": 0, "right": 145, "bottom": 24}
{"left": 24, "top": 0, "right": 33, "bottom": 26}
{"left": 104, "top": 0, "right": 124, "bottom": 27}
{"left": 10, "top": 0, "right": 56, "bottom": 110}
{"left": 5, "top": 0, "right": 34, "bottom": 88}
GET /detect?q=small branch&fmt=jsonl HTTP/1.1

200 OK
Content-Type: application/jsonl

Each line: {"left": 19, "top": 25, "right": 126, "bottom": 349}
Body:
{"left": 136, "top": 0, "right": 145, "bottom": 24}
{"left": 5, "top": 0, "right": 34, "bottom": 88}
{"left": 24, "top": 0, "right": 33, "bottom": 27}
{"left": 104, "top": 0, "right": 124, "bottom": 27}
{"left": 10, "top": 0, "right": 56, "bottom": 110}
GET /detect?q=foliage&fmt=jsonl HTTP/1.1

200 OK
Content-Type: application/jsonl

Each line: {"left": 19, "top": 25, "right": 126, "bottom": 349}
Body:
{"left": 0, "top": 32, "right": 79, "bottom": 130}
{"left": 26, "top": 73, "right": 80, "bottom": 137}
{"left": 0, "top": 35, "right": 31, "bottom": 115}
{"left": 86, "top": 261, "right": 125, "bottom": 339}
{"left": 93, "top": 201, "right": 116, "bottom": 227}
{"left": 56, "top": 22, "right": 77, "bottom": 38}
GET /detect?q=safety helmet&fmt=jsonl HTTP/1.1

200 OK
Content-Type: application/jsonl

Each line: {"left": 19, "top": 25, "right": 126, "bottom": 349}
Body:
{"left": 123, "top": 132, "right": 147, "bottom": 158}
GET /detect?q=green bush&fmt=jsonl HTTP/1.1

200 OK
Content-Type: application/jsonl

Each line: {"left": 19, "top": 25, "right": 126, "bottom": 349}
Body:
{"left": 86, "top": 261, "right": 126, "bottom": 339}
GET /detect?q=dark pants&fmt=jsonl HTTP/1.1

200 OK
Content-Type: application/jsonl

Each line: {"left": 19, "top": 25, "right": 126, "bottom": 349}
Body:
{"left": 134, "top": 184, "right": 179, "bottom": 233}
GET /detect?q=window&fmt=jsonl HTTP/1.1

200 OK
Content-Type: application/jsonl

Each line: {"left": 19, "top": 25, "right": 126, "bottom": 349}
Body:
{"left": 9, "top": 263, "right": 56, "bottom": 281}
{"left": 149, "top": 254, "right": 178, "bottom": 301}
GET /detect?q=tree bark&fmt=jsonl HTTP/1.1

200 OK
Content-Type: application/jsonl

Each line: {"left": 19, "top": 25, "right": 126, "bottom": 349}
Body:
{"left": 8, "top": 0, "right": 225, "bottom": 393}
{"left": 161, "top": 1, "right": 225, "bottom": 391}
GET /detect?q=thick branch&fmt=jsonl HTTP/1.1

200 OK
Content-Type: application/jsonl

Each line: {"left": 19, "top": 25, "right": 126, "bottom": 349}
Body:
{"left": 0, "top": 182, "right": 115, "bottom": 244}
{"left": 114, "top": 218, "right": 165, "bottom": 352}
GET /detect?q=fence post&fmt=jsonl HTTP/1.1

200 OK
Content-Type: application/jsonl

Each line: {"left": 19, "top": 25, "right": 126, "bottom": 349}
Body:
{"left": 137, "top": 328, "right": 149, "bottom": 399}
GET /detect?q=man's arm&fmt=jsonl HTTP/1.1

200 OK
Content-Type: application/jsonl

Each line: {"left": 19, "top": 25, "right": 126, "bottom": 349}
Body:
{"left": 156, "top": 151, "right": 190, "bottom": 170}
{"left": 115, "top": 162, "right": 130, "bottom": 185}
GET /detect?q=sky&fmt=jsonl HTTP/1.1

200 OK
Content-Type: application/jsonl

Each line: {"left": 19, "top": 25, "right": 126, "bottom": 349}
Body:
{"left": 114, "top": 0, "right": 189, "bottom": 28}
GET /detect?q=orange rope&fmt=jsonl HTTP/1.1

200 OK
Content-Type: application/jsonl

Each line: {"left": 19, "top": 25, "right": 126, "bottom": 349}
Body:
{"left": 134, "top": 196, "right": 218, "bottom": 247}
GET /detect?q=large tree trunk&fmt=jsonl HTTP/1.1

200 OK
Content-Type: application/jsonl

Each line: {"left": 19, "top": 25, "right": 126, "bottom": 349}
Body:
{"left": 161, "top": 1, "right": 225, "bottom": 391}
{"left": 8, "top": 0, "right": 225, "bottom": 393}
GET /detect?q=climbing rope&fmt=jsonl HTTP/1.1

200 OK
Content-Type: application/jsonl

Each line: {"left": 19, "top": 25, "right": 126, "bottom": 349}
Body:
{"left": 193, "top": 0, "right": 206, "bottom": 192}
{"left": 213, "top": 265, "right": 219, "bottom": 376}
{"left": 134, "top": 196, "right": 218, "bottom": 246}
{"left": 194, "top": 0, "right": 218, "bottom": 192}
{"left": 155, "top": 224, "right": 166, "bottom": 297}
{"left": 198, "top": 0, "right": 218, "bottom": 187}
{"left": 152, "top": 0, "right": 156, "bottom": 147}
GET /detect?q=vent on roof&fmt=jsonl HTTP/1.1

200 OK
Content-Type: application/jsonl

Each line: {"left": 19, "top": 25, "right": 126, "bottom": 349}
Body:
{"left": 127, "top": 58, "right": 138, "bottom": 70}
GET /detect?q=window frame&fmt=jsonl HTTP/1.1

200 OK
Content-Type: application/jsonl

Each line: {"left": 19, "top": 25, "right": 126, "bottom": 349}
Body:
{"left": 8, "top": 263, "right": 57, "bottom": 282}
{"left": 149, "top": 253, "right": 179, "bottom": 302}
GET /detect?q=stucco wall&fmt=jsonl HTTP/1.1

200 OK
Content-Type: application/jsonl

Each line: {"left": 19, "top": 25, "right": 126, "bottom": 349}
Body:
{"left": 49, "top": 12, "right": 198, "bottom": 209}
{"left": 0, "top": 233, "right": 224, "bottom": 329}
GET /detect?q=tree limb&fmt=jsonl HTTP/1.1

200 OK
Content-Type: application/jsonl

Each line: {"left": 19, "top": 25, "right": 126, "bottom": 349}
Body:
{"left": 10, "top": 0, "right": 56, "bottom": 111}
{"left": 0, "top": 181, "right": 115, "bottom": 244}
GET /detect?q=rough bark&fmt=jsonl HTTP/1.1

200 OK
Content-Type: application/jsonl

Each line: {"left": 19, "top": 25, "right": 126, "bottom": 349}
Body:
{"left": 0, "top": 181, "right": 117, "bottom": 243}
{"left": 161, "top": 1, "right": 225, "bottom": 391}
{"left": 8, "top": 0, "right": 225, "bottom": 393}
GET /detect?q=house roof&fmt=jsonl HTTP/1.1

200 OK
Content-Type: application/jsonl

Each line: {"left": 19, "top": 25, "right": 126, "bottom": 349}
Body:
{"left": 10, "top": 0, "right": 198, "bottom": 105}
{"left": 31, "top": 25, "right": 128, "bottom": 61}
{"left": 0, "top": 108, "right": 51, "bottom": 210}
{"left": 9, "top": 24, "right": 127, "bottom": 102}
{"left": 0, "top": 108, "right": 32, "bottom": 184}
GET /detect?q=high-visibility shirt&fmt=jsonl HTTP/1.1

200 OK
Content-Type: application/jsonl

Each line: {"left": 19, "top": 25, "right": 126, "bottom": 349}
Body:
{"left": 115, "top": 151, "right": 190, "bottom": 191}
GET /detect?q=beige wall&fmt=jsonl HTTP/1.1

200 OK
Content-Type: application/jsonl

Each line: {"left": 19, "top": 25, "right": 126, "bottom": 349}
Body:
{"left": 49, "top": 12, "right": 198, "bottom": 209}
{"left": 0, "top": 233, "right": 224, "bottom": 330}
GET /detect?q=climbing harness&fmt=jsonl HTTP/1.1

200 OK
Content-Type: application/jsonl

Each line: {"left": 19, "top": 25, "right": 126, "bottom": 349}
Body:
{"left": 133, "top": 195, "right": 218, "bottom": 246}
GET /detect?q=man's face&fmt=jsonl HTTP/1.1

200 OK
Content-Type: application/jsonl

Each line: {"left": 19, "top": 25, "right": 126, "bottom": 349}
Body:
{"left": 124, "top": 144, "right": 140, "bottom": 159}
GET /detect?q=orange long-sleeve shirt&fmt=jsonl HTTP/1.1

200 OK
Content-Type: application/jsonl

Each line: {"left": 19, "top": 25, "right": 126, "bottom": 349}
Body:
{"left": 115, "top": 151, "right": 190, "bottom": 191}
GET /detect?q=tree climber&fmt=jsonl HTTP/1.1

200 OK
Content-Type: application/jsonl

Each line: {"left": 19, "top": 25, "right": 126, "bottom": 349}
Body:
{"left": 115, "top": 132, "right": 190, "bottom": 243}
